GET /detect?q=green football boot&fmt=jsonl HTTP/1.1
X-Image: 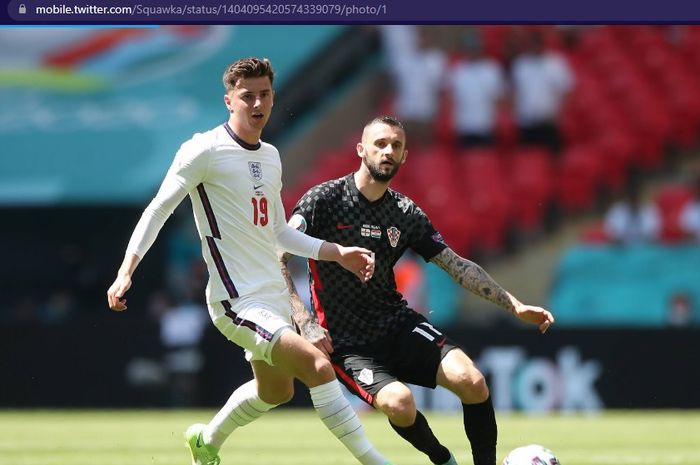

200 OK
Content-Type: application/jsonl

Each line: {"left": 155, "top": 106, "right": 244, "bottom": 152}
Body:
{"left": 184, "top": 423, "right": 220, "bottom": 465}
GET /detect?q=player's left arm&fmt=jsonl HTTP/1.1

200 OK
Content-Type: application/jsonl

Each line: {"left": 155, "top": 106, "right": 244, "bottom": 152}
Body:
{"left": 429, "top": 247, "right": 554, "bottom": 333}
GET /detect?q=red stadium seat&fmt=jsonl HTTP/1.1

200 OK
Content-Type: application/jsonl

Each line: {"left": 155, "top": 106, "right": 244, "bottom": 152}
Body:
{"left": 507, "top": 148, "right": 555, "bottom": 231}
{"left": 556, "top": 145, "right": 603, "bottom": 213}
{"left": 402, "top": 147, "right": 472, "bottom": 254}
{"left": 654, "top": 183, "right": 694, "bottom": 243}
{"left": 578, "top": 222, "right": 611, "bottom": 244}
{"left": 593, "top": 131, "right": 635, "bottom": 192}
{"left": 455, "top": 150, "right": 512, "bottom": 253}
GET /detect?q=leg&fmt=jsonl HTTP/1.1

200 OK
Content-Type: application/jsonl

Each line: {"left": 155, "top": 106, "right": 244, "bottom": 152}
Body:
{"left": 331, "top": 316, "right": 460, "bottom": 465}
{"left": 271, "top": 330, "right": 391, "bottom": 465}
{"left": 437, "top": 349, "right": 497, "bottom": 465}
{"left": 374, "top": 381, "right": 417, "bottom": 427}
{"left": 203, "top": 362, "right": 295, "bottom": 448}
{"left": 374, "top": 382, "right": 454, "bottom": 465}
{"left": 201, "top": 299, "right": 389, "bottom": 465}
{"left": 193, "top": 299, "right": 299, "bottom": 453}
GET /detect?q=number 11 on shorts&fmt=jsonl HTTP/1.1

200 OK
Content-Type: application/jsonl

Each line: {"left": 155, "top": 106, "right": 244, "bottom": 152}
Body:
{"left": 412, "top": 322, "right": 443, "bottom": 341}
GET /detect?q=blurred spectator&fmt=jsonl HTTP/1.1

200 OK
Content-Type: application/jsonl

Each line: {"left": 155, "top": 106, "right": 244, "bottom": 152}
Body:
{"left": 604, "top": 177, "right": 660, "bottom": 245}
{"left": 37, "top": 289, "right": 77, "bottom": 324}
{"left": 667, "top": 292, "right": 694, "bottom": 327}
{"left": 393, "top": 252, "right": 426, "bottom": 315}
{"left": 448, "top": 28, "right": 507, "bottom": 149}
{"left": 511, "top": 29, "right": 574, "bottom": 155}
{"left": 379, "top": 25, "right": 446, "bottom": 147}
{"left": 152, "top": 290, "right": 208, "bottom": 407}
{"left": 680, "top": 172, "right": 700, "bottom": 241}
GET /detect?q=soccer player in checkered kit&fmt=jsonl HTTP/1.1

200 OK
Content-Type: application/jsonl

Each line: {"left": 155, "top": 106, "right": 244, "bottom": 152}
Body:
{"left": 280, "top": 116, "right": 555, "bottom": 465}
{"left": 107, "top": 58, "right": 394, "bottom": 465}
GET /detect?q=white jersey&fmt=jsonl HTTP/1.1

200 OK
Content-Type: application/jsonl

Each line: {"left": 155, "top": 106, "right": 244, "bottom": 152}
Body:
{"left": 126, "top": 123, "right": 323, "bottom": 304}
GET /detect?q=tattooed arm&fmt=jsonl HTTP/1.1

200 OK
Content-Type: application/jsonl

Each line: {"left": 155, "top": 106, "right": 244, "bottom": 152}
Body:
{"left": 279, "top": 251, "right": 334, "bottom": 357}
{"left": 430, "top": 247, "right": 554, "bottom": 333}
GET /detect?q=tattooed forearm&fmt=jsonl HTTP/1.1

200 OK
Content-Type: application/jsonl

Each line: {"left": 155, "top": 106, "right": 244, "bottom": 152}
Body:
{"left": 430, "top": 248, "right": 518, "bottom": 312}
{"left": 279, "top": 252, "right": 325, "bottom": 342}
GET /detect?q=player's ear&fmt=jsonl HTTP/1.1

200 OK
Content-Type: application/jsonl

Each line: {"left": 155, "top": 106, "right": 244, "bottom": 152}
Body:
{"left": 224, "top": 94, "right": 233, "bottom": 113}
{"left": 356, "top": 142, "right": 364, "bottom": 158}
{"left": 400, "top": 149, "right": 408, "bottom": 165}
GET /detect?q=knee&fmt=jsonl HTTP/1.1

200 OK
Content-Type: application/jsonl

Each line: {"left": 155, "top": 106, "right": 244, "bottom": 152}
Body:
{"left": 258, "top": 382, "right": 295, "bottom": 405}
{"left": 312, "top": 357, "right": 336, "bottom": 381}
{"left": 376, "top": 384, "right": 416, "bottom": 425}
{"left": 453, "top": 368, "right": 490, "bottom": 404}
{"left": 299, "top": 355, "right": 336, "bottom": 387}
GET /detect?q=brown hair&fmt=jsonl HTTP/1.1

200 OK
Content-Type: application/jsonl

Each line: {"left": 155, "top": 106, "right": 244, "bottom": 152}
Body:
{"left": 222, "top": 57, "right": 274, "bottom": 93}
{"left": 365, "top": 115, "right": 404, "bottom": 131}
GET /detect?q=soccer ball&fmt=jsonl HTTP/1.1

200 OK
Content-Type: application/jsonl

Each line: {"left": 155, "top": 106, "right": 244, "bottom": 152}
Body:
{"left": 502, "top": 444, "right": 561, "bottom": 465}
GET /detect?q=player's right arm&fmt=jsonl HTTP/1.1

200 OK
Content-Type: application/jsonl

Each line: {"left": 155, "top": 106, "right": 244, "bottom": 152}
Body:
{"left": 106, "top": 135, "right": 210, "bottom": 311}
{"left": 278, "top": 250, "right": 333, "bottom": 358}
{"left": 107, "top": 253, "right": 140, "bottom": 311}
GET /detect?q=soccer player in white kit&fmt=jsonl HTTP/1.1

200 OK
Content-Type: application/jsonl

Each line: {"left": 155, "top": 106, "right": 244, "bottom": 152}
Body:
{"left": 107, "top": 57, "right": 393, "bottom": 465}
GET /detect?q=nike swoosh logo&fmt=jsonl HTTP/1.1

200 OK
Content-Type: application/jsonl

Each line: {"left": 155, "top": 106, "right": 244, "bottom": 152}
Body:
{"left": 336, "top": 223, "right": 353, "bottom": 230}
{"left": 253, "top": 184, "right": 264, "bottom": 190}
{"left": 436, "top": 337, "right": 447, "bottom": 348}
{"left": 196, "top": 433, "right": 203, "bottom": 448}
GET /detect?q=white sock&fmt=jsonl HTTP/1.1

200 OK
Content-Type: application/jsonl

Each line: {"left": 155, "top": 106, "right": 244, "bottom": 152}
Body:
{"left": 203, "top": 379, "right": 277, "bottom": 448}
{"left": 309, "top": 380, "right": 389, "bottom": 465}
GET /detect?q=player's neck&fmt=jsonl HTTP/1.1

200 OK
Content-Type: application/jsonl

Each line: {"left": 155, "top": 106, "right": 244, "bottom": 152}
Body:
{"left": 353, "top": 171, "right": 389, "bottom": 202}
{"left": 226, "top": 120, "right": 262, "bottom": 146}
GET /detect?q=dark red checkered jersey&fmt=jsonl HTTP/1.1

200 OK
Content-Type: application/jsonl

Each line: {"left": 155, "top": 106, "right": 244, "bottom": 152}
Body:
{"left": 291, "top": 173, "right": 447, "bottom": 349}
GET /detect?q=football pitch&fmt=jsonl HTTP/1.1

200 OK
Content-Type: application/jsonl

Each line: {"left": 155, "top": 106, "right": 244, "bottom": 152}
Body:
{"left": 1, "top": 409, "right": 698, "bottom": 465}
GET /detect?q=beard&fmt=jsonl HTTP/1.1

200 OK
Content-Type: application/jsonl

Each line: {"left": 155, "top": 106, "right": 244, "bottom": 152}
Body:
{"left": 364, "top": 158, "right": 401, "bottom": 183}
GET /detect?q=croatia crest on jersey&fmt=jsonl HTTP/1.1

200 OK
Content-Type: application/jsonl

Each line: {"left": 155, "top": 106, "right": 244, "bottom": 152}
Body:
{"left": 387, "top": 226, "right": 401, "bottom": 248}
{"left": 248, "top": 161, "right": 263, "bottom": 181}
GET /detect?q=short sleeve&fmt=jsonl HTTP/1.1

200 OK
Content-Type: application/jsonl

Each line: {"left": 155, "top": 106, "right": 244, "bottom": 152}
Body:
{"left": 290, "top": 185, "right": 326, "bottom": 237}
{"left": 409, "top": 205, "right": 448, "bottom": 262}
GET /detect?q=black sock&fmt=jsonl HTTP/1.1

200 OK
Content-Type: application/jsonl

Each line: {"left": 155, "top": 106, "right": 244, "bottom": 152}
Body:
{"left": 390, "top": 410, "right": 452, "bottom": 464}
{"left": 462, "top": 395, "right": 497, "bottom": 465}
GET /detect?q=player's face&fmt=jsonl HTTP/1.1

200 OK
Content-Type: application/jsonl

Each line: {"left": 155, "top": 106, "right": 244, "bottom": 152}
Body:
{"left": 224, "top": 76, "right": 274, "bottom": 135}
{"left": 358, "top": 123, "right": 407, "bottom": 183}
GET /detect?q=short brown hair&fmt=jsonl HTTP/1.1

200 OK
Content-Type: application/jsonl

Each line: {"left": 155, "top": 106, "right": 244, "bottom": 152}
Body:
{"left": 365, "top": 115, "right": 404, "bottom": 131}
{"left": 222, "top": 57, "right": 274, "bottom": 92}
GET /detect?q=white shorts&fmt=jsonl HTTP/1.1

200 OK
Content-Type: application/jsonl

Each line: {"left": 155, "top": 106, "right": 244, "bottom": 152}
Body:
{"left": 208, "top": 294, "right": 294, "bottom": 366}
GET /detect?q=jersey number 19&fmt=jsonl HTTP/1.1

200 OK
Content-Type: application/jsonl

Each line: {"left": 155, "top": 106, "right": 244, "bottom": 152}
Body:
{"left": 251, "top": 197, "right": 268, "bottom": 226}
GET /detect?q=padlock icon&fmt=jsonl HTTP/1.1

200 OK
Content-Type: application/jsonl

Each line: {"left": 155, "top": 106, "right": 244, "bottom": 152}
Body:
{"left": 18, "top": 4, "right": 26, "bottom": 13}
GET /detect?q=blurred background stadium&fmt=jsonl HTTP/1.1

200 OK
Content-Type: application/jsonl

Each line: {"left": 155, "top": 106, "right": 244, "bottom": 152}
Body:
{"left": 1, "top": 23, "right": 699, "bottom": 432}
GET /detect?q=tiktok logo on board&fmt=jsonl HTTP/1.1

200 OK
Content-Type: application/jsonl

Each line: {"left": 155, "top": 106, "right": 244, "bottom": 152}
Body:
{"left": 478, "top": 346, "right": 603, "bottom": 412}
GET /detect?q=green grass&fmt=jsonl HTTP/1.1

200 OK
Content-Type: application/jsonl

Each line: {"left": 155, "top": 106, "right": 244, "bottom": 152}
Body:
{"left": 1, "top": 409, "right": 699, "bottom": 465}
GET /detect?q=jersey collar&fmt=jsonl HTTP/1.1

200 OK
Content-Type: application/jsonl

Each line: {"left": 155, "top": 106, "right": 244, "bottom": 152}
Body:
{"left": 222, "top": 123, "right": 262, "bottom": 151}
{"left": 347, "top": 173, "right": 389, "bottom": 206}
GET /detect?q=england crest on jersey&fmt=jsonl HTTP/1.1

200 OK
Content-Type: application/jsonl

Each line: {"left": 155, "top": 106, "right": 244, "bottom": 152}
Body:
{"left": 248, "top": 161, "right": 263, "bottom": 181}
{"left": 387, "top": 226, "right": 401, "bottom": 248}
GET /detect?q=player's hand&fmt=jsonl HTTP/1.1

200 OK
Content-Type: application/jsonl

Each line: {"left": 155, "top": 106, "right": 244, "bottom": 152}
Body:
{"left": 513, "top": 304, "right": 555, "bottom": 333}
{"left": 302, "top": 322, "right": 334, "bottom": 360}
{"left": 107, "top": 273, "right": 132, "bottom": 311}
{"left": 337, "top": 246, "right": 375, "bottom": 282}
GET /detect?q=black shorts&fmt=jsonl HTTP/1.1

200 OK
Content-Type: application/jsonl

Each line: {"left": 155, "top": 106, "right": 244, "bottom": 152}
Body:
{"left": 330, "top": 313, "right": 459, "bottom": 406}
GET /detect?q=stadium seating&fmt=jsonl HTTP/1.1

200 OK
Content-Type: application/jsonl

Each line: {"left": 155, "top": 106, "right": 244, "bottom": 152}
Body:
{"left": 286, "top": 25, "right": 700, "bottom": 261}
{"left": 506, "top": 147, "right": 555, "bottom": 231}
{"left": 456, "top": 149, "right": 512, "bottom": 253}
{"left": 654, "top": 183, "right": 694, "bottom": 243}
{"left": 555, "top": 145, "right": 603, "bottom": 213}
